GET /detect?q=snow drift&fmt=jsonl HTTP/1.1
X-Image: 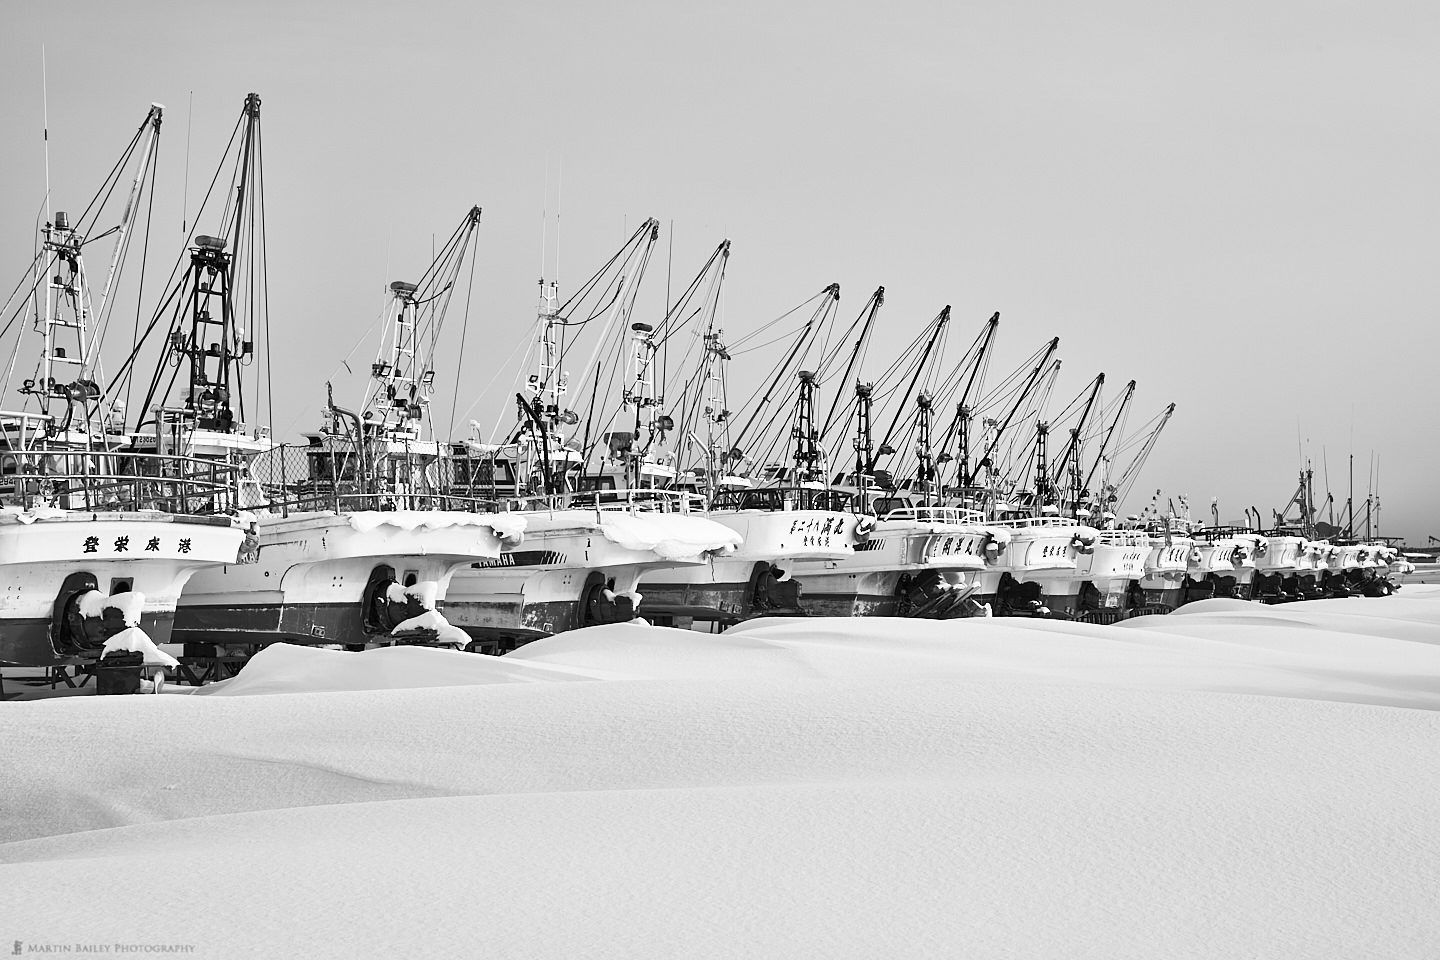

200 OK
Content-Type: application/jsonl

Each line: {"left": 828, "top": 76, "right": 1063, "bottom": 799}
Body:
{"left": 3, "top": 590, "right": 1439, "bottom": 958}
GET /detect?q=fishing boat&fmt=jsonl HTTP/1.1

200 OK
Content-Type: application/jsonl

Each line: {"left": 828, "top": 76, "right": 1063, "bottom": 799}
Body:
{"left": 0, "top": 104, "right": 251, "bottom": 667}
{"left": 634, "top": 371, "right": 873, "bottom": 627}
{"left": 440, "top": 226, "right": 744, "bottom": 647}
{"left": 1180, "top": 526, "right": 1260, "bottom": 601}
{"left": 440, "top": 444, "right": 741, "bottom": 647}
{"left": 953, "top": 425, "right": 1100, "bottom": 617}
{"left": 787, "top": 375, "right": 999, "bottom": 619}
{"left": 1134, "top": 519, "right": 1196, "bottom": 611}
{"left": 789, "top": 494, "right": 993, "bottom": 618}
{"left": 163, "top": 123, "right": 517, "bottom": 650}
{"left": 1248, "top": 530, "right": 1309, "bottom": 602}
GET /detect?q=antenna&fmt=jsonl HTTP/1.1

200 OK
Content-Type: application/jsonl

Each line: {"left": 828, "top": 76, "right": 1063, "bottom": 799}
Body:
{"left": 1322, "top": 447, "right": 1332, "bottom": 524}
{"left": 555, "top": 158, "right": 562, "bottom": 293}
{"left": 41, "top": 45, "right": 51, "bottom": 225}
{"left": 539, "top": 159, "right": 547, "bottom": 281}
{"left": 1347, "top": 452, "right": 1354, "bottom": 539}
{"left": 182, "top": 90, "right": 193, "bottom": 233}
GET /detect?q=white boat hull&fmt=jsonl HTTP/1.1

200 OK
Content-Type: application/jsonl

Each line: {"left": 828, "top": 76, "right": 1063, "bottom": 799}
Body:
{"left": 791, "top": 523, "right": 991, "bottom": 618}
{"left": 175, "top": 510, "right": 512, "bottom": 647}
{"left": 639, "top": 510, "right": 868, "bottom": 623}
{"left": 444, "top": 509, "right": 739, "bottom": 642}
{"left": 0, "top": 512, "right": 245, "bottom": 665}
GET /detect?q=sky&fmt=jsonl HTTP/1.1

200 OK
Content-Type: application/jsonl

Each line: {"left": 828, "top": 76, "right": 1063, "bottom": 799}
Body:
{"left": 1, "top": 0, "right": 1436, "bottom": 542}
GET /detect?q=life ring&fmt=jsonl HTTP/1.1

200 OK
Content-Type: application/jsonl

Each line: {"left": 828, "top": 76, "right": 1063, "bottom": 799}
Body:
{"left": 854, "top": 515, "right": 876, "bottom": 539}
{"left": 1253, "top": 538, "right": 1269, "bottom": 558}
{"left": 1070, "top": 532, "right": 1096, "bottom": 555}
{"left": 1188, "top": 546, "right": 1203, "bottom": 564}
{"left": 1231, "top": 546, "right": 1249, "bottom": 564}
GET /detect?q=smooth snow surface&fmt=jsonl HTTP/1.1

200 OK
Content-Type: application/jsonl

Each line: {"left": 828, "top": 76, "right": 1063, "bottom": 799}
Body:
{"left": 4, "top": 591, "right": 1440, "bottom": 958}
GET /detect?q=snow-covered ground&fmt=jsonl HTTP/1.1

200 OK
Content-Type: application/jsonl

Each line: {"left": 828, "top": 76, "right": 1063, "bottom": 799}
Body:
{"left": 4, "top": 591, "right": 1440, "bottom": 958}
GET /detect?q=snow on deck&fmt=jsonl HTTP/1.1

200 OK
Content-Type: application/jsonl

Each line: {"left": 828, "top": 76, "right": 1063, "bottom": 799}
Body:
{"left": 2, "top": 590, "right": 1439, "bottom": 958}
{"left": 599, "top": 511, "right": 743, "bottom": 561}
{"left": 346, "top": 509, "right": 525, "bottom": 542}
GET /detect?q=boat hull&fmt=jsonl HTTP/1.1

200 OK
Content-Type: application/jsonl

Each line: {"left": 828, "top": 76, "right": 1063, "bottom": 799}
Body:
{"left": 639, "top": 509, "right": 868, "bottom": 624}
{"left": 174, "top": 510, "right": 510, "bottom": 647}
{"left": 968, "top": 520, "right": 1098, "bottom": 616}
{"left": 443, "top": 509, "right": 734, "bottom": 643}
{"left": 0, "top": 513, "right": 244, "bottom": 666}
{"left": 791, "top": 523, "right": 990, "bottom": 618}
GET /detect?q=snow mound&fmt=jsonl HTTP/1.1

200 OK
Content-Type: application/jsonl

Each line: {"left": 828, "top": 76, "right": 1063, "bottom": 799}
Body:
{"left": 508, "top": 596, "right": 1440, "bottom": 709}
{"left": 192, "top": 642, "right": 600, "bottom": 696}
{"left": 77, "top": 589, "right": 146, "bottom": 625}
{"left": 99, "top": 626, "right": 179, "bottom": 668}
{"left": 389, "top": 609, "right": 471, "bottom": 647}
{"left": 404, "top": 580, "right": 440, "bottom": 609}
{"left": 382, "top": 580, "right": 470, "bottom": 645}
{"left": 598, "top": 511, "right": 743, "bottom": 561}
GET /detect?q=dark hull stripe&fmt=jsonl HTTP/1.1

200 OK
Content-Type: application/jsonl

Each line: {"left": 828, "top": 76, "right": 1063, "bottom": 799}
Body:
{"left": 1, "top": 612, "right": 176, "bottom": 668}
{"left": 637, "top": 581, "right": 753, "bottom": 621}
{"left": 174, "top": 602, "right": 366, "bottom": 646}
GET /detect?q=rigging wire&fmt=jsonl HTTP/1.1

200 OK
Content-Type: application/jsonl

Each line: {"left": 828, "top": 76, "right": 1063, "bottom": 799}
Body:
{"left": 448, "top": 226, "right": 481, "bottom": 442}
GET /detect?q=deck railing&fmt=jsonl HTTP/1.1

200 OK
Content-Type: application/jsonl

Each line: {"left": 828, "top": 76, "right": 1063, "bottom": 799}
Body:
{"left": 0, "top": 449, "right": 249, "bottom": 517}
{"left": 881, "top": 505, "right": 987, "bottom": 525}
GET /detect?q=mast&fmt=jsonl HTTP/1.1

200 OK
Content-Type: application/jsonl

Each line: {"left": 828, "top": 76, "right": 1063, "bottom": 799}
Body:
{"left": 952, "top": 312, "right": 999, "bottom": 488}
{"left": 34, "top": 210, "right": 96, "bottom": 425}
{"left": 792, "top": 370, "right": 821, "bottom": 485}
{"left": 153, "top": 93, "right": 264, "bottom": 442}
{"left": 853, "top": 381, "right": 873, "bottom": 502}
{"left": 1347, "top": 453, "right": 1355, "bottom": 538}
{"left": 914, "top": 390, "right": 934, "bottom": 502}
{"left": 533, "top": 277, "right": 564, "bottom": 436}
{"left": 17, "top": 105, "right": 165, "bottom": 440}
{"left": 361, "top": 205, "right": 483, "bottom": 443}
{"left": 522, "top": 216, "right": 659, "bottom": 490}
{"left": 1033, "top": 422, "right": 1051, "bottom": 514}
{"left": 623, "top": 320, "right": 672, "bottom": 488}
{"left": 819, "top": 286, "right": 883, "bottom": 439}
{"left": 698, "top": 327, "right": 732, "bottom": 497}
{"left": 363, "top": 281, "right": 424, "bottom": 435}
